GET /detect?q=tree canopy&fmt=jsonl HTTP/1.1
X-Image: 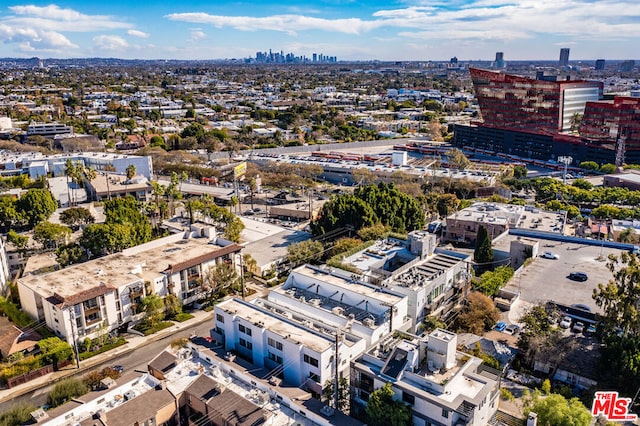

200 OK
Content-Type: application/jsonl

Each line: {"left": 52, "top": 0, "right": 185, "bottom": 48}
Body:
{"left": 365, "top": 382, "right": 412, "bottom": 426}
{"left": 523, "top": 390, "right": 592, "bottom": 426}
{"left": 474, "top": 225, "right": 494, "bottom": 267}
{"left": 312, "top": 183, "right": 425, "bottom": 236}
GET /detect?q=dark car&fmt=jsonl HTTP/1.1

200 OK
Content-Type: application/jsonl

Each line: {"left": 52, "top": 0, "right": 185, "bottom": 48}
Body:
{"left": 569, "top": 271, "right": 588, "bottom": 281}
{"left": 112, "top": 365, "right": 124, "bottom": 374}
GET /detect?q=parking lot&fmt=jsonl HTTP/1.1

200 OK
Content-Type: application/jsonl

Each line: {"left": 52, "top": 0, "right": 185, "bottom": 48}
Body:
{"left": 500, "top": 238, "right": 624, "bottom": 312}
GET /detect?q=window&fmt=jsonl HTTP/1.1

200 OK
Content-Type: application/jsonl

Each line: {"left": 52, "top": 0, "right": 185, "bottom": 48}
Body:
{"left": 442, "top": 408, "right": 449, "bottom": 418}
{"left": 239, "top": 324, "right": 252, "bottom": 336}
{"left": 309, "top": 372, "right": 320, "bottom": 383}
{"left": 216, "top": 314, "right": 224, "bottom": 323}
{"left": 239, "top": 338, "right": 252, "bottom": 350}
{"left": 268, "top": 337, "right": 283, "bottom": 350}
{"left": 215, "top": 326, "right": 225, "bottom": 335}
{"left": 402, "top": 392, "right": 415, "bottom": 405}
{"left": 268, "top": 351, "right": 283, "bottom": 364}
{"left": 303, "top": 354, "right": 319, "bottom": 367}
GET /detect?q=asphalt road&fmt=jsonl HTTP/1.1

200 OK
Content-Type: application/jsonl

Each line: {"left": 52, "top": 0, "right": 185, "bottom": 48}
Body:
{"left": 0, "top": 320, "right": 213, "bottom": 414}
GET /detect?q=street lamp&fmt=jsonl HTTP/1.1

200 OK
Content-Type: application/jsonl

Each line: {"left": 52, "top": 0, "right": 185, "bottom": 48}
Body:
{"left": 558, "top": 156, "right": 573, "bottom": 185}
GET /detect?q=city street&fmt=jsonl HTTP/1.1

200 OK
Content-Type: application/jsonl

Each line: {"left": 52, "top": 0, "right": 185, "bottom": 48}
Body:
{"left": 0, "top": 316, "right": 213, "bottom": 413}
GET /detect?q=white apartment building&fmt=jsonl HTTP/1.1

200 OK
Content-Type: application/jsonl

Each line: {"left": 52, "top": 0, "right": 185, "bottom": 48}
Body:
{"left": 351, "top": 329, "right": 500, "bottom": 426}
{"left": 214, "top": 298, "right": 352, "bottom": 397}
{"left": 336, "top": 232, "right": 471, "bottom": 332}
{"left": 0, "top": 237, "right": 11, "bottom": 295}
{"left": 212, "top": 264, "right": 410, "bottom": 398}
{"left": 18, "top": 226, "right": 241, "bottom": 345}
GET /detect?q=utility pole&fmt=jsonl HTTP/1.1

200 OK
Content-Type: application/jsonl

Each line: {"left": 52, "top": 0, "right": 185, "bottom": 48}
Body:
{"left": 68, "top": 307, "right": 81, "bottom": 369}
{"left": 334, "top": 329, "right": 340, "bottom": 410}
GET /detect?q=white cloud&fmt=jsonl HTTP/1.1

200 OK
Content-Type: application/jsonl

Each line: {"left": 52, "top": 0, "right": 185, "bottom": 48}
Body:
{"left": 128, "top": 29, "right": 149, "bottom": 38}
{"left": 189, "top": 30, "right": 207, "bottom": 42}
{"left": 165, "top": 13, "right": 383, "bottom": 35}
{"left": 93, "top": 35, "right": 129, "bottom": 51}
{"left": 165, "top": 0, "right": 640, "bottom": 43}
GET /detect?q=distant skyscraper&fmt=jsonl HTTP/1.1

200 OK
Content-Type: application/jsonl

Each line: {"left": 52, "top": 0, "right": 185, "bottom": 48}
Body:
{"left": 559, "top": 48, "right": 570, "bottom": 67}
{"left": 450, "top": 56, "right": 458, "bottom": 64}
{"left": 595, "top": 59, "right": 605, "bottom": 71}
{"left": 620, "top": 60, "right": 635, "bottom": 72}
{"left": 493, "top": 52, "right": 505, "bottom": 68}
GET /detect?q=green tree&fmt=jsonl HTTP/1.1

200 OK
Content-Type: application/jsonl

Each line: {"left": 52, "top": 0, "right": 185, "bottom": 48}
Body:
{"left": 365, "top": 382, "right": 412, "bottom": 426}
{"left": 6, "top": 229, "right": 28, "bottom": 250}
{"left": 593, "top": 252, "right": 640, "bottom": 335}
{"left": 0, "top": 196, "right": 24, "bottom": 230}
{"left": 357, "top": 223, "right": 389, "bottom": 241}
{"left": 579, "top": 161, "right": 600, "bottom": 171}
{"left": 572, "top": 178, "right": 593, "bottom": 190}
{"left": 204, "top": 262, "right": 240, "bottom": 302}
{"left": 125, "top": 164, "right": 137, "bottom": 181}
{"left": 599, "top": 163, "right": 617, "bottom": 174}
{"left": 286, "top": 240, "right": 324, "bottom": 268}
{"left": 33, "top": 221, "right": 72, "bottom": 249}
{"left": 164, "top": 294, "right": 182, "bottom": 318}
{"left": 513, "top": 164, "right": 528, "bottom": 179}
{"left": 523, "top": 390, "right": 591, "bottom": 426}
{"left": 0, "top": 402, "right": 37, "bottom": 426}
{"left": 38, "top": 337, "right": 73, "bottom": 369}
{"left": 322, "top": 377, "right": 350, "bottom": 412}
{"left": 17, "top": 188, "right": 57, "bottom": 227}
{"left": 141, "top": 294, "right": 165, "bottom": 327}
{"left": 329, "top": 237, "right": 363, "bottom": 257}
{"left": 60, "top": 207, "right": 95, "bottom": 229}
{"left": 47, "top": 378, "right": 88, "bottom": 408}
{"left": 56, "top": 243, "right": 88, "bottom": 267}
{"left": 474, "top": 225, "right": 494, "bottom": 267}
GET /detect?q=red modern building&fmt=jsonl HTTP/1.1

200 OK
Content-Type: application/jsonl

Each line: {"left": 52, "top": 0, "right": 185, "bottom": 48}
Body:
{"left": 455, "top": 69, "right": 640, "bottom": 165}
{"left": 470, "top": 67, "right": 603, "bottom": 133}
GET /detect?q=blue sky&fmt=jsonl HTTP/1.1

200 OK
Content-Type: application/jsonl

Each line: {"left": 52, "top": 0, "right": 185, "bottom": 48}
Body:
{"left": 0, "top": 1, "right": 638, "bottom": 61}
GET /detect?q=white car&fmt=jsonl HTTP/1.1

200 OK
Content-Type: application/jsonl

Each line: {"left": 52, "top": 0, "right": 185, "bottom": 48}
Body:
{"left": 559, "top": 316, "right": 572, "bottom": 329}
{"left": 541, "top": 251, "right": 559, "bottom": 260}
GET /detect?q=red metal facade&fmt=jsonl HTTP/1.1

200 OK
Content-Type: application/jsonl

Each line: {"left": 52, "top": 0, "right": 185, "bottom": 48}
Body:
{"left": 580, "top": 97, "right": 640, "bottom": 151}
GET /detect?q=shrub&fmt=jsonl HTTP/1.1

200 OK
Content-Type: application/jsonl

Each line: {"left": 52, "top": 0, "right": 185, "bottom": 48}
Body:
{"left": 0, "top": 402, "right": 37, "bottom": 426}
{"left": 47, "top": 378, "right": 88, "bottom": 407}
{"left": 500, "top": 388, "right": 515, "bottom": 401}
{"left": 133, "top": 320, "right": 173, "bottom": 336}
{"left": 78, "top": 337, "right": 126, "bottom": 360}
{"left": 173, "top": 313, "right": 194, "bottom": 322}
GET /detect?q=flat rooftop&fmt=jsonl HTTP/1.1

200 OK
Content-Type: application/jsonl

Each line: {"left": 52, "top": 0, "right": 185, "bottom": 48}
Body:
{"left": 90, "top": 173, "right": 152, "bottom": 195}
{"left": 19, "top": 234, "right": 237, "bottom": 301}
{"left": 217, "top": 299, "right": 334, "bottom": 353}
{"left": 291, "top": 265, "right": 404, "bottom": 307}
{"left": 390, "top": 253, "right": 464, "bottom": 289}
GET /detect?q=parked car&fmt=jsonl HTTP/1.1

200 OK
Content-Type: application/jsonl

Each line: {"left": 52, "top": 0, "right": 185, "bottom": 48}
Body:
{"left": 504, "top": 324, "right": 520, "bottom": 335}
{"left": 586, "top": 324, "right": 597, "bottom": 335}
{"left": 559, "top": 316, "right": 572, "bottom": 329}
{"left": 568, "top": 271, "right": 588, "bottom": 281}
{"left": 572, "top": 322, "right": 585, "bottom": 333}
{"left": 540, "top": 251, "right": 559, "bottom": 259}
{"left": 112, "top": 365, "right": 124, "bottom": 374}
{"left": 571, "top": 303, "right": 591, "bottom": 312}
{"left": 494, "top": 321, "right": 507, "bottom": 332}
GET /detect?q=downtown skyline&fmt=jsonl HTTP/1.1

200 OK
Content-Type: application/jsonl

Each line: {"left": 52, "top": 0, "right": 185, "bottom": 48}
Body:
{"left": 0, "top": 1, "right": 638, "bottom": 62}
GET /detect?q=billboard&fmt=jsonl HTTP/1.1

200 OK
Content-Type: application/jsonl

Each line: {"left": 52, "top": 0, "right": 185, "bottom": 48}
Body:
{"left": 233, "top": 162, "right": 247, "bottom": 179}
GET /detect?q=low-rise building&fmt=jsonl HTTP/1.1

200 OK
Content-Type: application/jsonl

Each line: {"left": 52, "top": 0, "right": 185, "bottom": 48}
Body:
{"left": 84, "top": 173, "right": 153, "bottom": 203}
{"left": 351, "top": 329, "right": 500, "bottom": 426}
{"left": 17, "top": 227, "right": 241, "bottom": 345}
{"left": 444, "top": 202, "right": 567, "bottom": 245}
{"left": 334, "top": 232, "right": 471, "bottom": 331}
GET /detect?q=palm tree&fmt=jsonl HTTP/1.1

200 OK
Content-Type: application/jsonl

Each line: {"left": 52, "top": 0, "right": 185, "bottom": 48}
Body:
{"left": 103, "top": 164, "right": 116, "bottom": 200}
{"left": 125, "top": 164, "right": 136, "bottom": 196}
{"left": 64, "top": 159, "right": 75, "bottom": 207}
{"left": 84, "top": 166, "right": 97, "bottom": 202}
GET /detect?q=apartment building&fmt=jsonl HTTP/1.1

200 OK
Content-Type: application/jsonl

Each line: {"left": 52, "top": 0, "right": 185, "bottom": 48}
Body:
{"left": 351, "top": 329, "right": 500, "bottom": 426}
{"left": 334, "top": 231, "right": 471, "bottom": 330}
{"left": 17, "top": 226, "right": 241, "bottom": 345}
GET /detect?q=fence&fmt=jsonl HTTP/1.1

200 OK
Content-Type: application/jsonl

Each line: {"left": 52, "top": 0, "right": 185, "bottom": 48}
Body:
{"left": 7, "top": 364, "right": 53, "bottom": 388}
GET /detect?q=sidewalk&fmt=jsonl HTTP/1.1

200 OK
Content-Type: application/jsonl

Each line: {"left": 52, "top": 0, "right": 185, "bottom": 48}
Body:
{"left": 0, "top": 309, "right": 213, "bottom": 404}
